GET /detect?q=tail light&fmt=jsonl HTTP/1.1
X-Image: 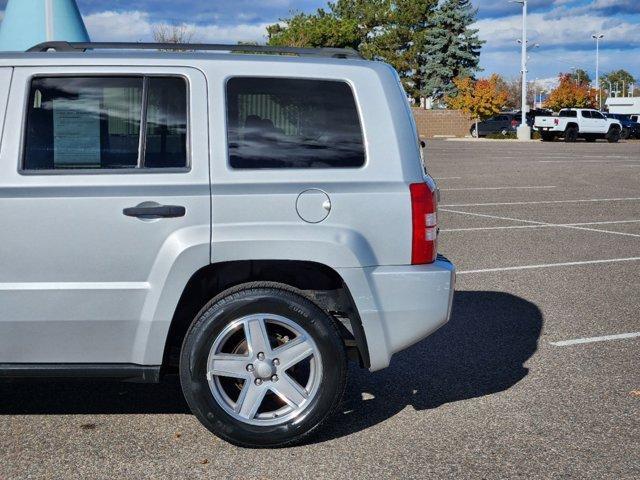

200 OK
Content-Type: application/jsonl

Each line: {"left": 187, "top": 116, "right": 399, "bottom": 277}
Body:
{"left": 511, "top": 119, "right": 518, "bottom": 127}
{"left": 554, "top": 118, "right": 559, "bottom": 126}
{"left": 410, "top": 183, "right": 438, "bottom": 264}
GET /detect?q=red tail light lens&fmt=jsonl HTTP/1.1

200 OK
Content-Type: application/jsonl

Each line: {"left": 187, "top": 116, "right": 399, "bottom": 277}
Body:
{"left": 511, "top": 119, "right": 518, "bottom": 127}
{"left": 410, "top": 183, "right": 438, "bottom": 264}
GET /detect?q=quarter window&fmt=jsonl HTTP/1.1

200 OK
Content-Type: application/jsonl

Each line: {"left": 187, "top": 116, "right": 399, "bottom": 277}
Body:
{"left": 226, "top": 77, "right": 365, "bottom": 169}
{"left": 23, "top": 76, "right": 187, "bottom": 171}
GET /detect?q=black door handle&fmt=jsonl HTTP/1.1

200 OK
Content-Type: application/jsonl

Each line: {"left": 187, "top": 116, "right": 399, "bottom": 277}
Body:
{"left": 123, "top": 204, "right": 186, "bottom": 218}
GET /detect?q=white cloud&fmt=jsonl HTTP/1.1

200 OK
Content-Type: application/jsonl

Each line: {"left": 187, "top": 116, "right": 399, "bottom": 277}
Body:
{"left": 84, "top": 10, "right": 269, "bottom": 44}
{"left": 84, "top": 11, "right": 153, "bottom": 42}
{"left": 474, "top": 12, "right": 640, "bottom": 51}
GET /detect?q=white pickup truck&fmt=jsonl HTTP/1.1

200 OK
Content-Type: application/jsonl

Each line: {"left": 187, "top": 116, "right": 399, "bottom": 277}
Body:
{"left": 534, "top": 108, "right": 622, "bottom": 142}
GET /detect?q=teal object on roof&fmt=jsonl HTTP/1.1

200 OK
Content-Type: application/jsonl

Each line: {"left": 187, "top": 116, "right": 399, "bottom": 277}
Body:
{"left": 0, "top": 0, "right": 90, "bottom": 52}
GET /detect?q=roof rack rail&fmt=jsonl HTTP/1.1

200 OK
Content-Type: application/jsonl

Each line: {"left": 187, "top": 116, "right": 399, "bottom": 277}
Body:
{"left": 27, "top": 41, "right": 363, "bottom": 59}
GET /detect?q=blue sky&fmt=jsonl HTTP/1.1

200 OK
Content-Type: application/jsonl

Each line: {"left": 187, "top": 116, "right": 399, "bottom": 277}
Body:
{"left": 1, "top": 0, "right": 638, "bottom": 84}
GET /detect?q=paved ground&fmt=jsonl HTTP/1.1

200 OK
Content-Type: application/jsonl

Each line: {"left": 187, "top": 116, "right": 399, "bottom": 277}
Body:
{"left": 2, "top": 140, "right": 639, "bottom": 479}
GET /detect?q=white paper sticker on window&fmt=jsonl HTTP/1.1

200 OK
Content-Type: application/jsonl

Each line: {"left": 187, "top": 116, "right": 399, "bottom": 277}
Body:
{"left": 53, "top": 97, "right": 101, "bottom": 167}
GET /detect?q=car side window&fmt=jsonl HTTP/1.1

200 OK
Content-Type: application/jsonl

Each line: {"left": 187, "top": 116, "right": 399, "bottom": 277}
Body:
{"left": 591, "top": 111, "right": 604, "bottom": 120}
{"left": 226, "top": 77, "right": 365, "bottom": 169}
{"left": 581, "top": 110, "right": 592, "bottom": 118}
{"left": 23, "top": 76, "right": 188, "bottom": 171}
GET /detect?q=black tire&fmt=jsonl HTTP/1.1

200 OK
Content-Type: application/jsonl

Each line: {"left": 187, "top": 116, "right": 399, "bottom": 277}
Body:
{"left": 564, "top": 126, "right": 578, "bottom": 143}
{"left": 620, "top": 127, "right": 630, "bottom": 140}
{"left": 500, "top": 128, "right": 508, "bottom": 136}
{"left": 606, "top": 127, "right": 620, "bottom": 143}
{"left": 470, "top": 125, "right": 478, "bottom": 138}
{"left": 179, "top": 282, "right": 347, "bottom": 448}
{"left": 540, "top": 132, "right": 554, "bottom": 142}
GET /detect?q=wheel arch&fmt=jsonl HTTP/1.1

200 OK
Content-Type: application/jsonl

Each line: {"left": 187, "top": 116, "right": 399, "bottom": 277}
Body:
{"left": 161, "top": 260, "right": 370, "bottom": 373}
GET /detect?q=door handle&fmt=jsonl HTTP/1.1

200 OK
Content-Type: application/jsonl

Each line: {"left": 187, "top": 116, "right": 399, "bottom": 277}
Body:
{"left": 123, "top": 204, "right": 186, "bottom": 219}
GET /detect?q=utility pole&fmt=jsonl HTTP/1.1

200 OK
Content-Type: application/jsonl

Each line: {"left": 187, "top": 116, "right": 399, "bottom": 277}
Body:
{"left": 592, "top": 33, "right": 604, "bottom": 110}
{"left": 513, "top": 0, "right": 530, "bottom": 140}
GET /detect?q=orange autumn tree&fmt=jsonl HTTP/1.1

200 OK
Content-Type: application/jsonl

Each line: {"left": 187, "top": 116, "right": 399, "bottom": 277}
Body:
{"left": 446, "top": 74, "right": 509, "bottom": 134}
{"left": 544, "top": 73, "right": 597, "bottom": 111}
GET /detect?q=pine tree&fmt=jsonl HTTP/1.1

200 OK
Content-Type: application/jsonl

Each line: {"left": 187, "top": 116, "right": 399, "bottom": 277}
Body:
{"left": 421, "top": 0, "right": 484, "bottom": 102}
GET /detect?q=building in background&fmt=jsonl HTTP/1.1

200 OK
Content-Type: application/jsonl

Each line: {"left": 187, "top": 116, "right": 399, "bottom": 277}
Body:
{"left": 605, "top": 97, "right": 640, "bottom": 115}
{"left": 0, "top": 0, "right": 89, "bottom": 51}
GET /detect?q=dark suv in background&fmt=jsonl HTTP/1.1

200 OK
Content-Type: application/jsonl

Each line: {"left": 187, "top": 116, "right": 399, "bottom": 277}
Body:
{"left": 604, "top": 113, "right": 640, "bottom": 139}
{"left": 471, "top": 113, "right": 519, "bottom": 137}
{"left": 471, "top": 109, "right": 551, "bottom": 137}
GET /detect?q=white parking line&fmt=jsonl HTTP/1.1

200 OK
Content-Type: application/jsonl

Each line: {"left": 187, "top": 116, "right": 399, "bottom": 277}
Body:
{"left": 550, "top": 332, "right": 640, "bottom": 347}
{"left": 441, "top": 219, "right": 640, "bottom": 232}
{"left": 441, "top": 197, "right": 640, "bottom": 207}
{"left": 539, "top": 160, "right": 640, "bottom": 164}
{"left": 440, "top": 208, "right": 640, "bottom": 238}
{"left": 457, "top": 257, "right": 640, "bottom": 274}
{"left": 440, "top": 186, "right": 556, "bottom": 191}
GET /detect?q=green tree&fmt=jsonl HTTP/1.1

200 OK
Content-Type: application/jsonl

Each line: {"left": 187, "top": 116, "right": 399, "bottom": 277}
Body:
{"left": 421, "top": 0, "right": 484, "bottom": 102}
{"left": 570, "top": 68, "right": 591, "bottom": 86}
{"left": 268, "top": 0, "right": 476, "bottom": 101}
{"left": 266, "top": 9, "right": 360, "bottom": 49}
{"left": 601, "top": 69, "right": 636, "bottom": 97}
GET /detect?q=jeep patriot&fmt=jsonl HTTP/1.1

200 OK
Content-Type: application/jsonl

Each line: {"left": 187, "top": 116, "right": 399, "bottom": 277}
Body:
{"left": 0, "top": 42, "right": 455, "bottom": 447}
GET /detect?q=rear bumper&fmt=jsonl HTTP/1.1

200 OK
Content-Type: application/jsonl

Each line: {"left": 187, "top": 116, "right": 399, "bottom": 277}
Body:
{"left": 338, "top": 256, "right": 456, "bottom": 371}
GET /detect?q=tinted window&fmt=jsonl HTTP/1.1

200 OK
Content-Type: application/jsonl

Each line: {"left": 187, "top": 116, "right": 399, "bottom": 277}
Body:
{"left": 591, "top": 111, "right": 605, "bottom": 119}
{"left": 23, "top": 76, "right": 187, "bottom": 171}
{"left": 226, "top": 77, "right": 365, "bottom": 169}
{"left": 581, "top": 110, "right": 592, "bottom": 118}
{"left": 144, "top": 77, "right": 188, "bottom": 168}
{"left": 559, "top": 110, "right": 577, "bottom": 118}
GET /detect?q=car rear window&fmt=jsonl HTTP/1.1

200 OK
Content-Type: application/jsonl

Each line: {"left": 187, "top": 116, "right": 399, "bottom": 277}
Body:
{"left": 23, "top": 76, "right": 187, "bottom": 171}
{"left": 226, "top": 77, "right": 365, "bottom": 169}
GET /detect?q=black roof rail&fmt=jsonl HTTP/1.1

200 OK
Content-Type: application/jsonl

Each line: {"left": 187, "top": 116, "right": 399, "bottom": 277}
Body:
{"left": 26, "top": 41, "right": 363, "bottom": 59}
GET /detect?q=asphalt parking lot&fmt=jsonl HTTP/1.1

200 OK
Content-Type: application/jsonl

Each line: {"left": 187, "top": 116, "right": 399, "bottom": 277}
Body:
{"left": 2, "top": 139, "right": 639, "bottom": 479}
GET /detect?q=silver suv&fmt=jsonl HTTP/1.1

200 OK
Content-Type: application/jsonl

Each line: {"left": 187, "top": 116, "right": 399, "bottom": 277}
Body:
{"left": 0, "top": 42, "right": 455, "bottom": 447}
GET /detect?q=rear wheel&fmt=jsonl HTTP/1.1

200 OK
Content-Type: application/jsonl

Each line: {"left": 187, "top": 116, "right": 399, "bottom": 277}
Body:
{"left": 540, "top": 132, "right": 555, "bottom": 142}
{"left": 606, "top": 127, "right": 620, "bottom": 143}
{"left": 500, "top": 128, "right": 508, "bottom": 136}
{"left": 470, "top": 125, "right": 479, "bottom": 138}
{"left": 179, "top": 282, "right": 347, "bottom": 448}
{"left": 564, "top": 126, "right": 578, "bottom": 142}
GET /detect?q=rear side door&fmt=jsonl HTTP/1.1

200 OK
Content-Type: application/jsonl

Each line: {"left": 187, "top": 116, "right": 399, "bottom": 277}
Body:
{"left": 0, "top": 66, "right": 210, "bottom": 364}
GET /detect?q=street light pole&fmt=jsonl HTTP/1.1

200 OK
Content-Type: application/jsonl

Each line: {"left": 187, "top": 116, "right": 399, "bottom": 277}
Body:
{"left": 515, "top": 0, "right": 529, "bottom": 140}
{"left": 592, "top": 33, "right": 604, "bottom": 110}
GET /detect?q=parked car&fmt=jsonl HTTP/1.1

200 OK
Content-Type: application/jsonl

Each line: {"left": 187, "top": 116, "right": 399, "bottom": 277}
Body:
{"left": 513, "top": 108, "right": 553, "bottom": 126}
{"left": 603, "top": 113, "right": 640, "bottom": 139}
{"left": 631, "top": 114, "right": 639, "bottom": 123}
{"left": 534, "top": 108, "right": 622, "bottom": 142}
{"left": 470, "top": 113, "right": 519, "bottom": 137}
{"left": 0, "top": 41, "right": 455, "bottom": 448}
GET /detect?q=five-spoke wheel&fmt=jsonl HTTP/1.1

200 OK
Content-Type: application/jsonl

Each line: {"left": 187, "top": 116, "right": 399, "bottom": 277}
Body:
{"left": 206, "top": 314, "right": 322, "bottom": 426}
{"left": 180, "top": 283, "right": 347, "bottom": 447}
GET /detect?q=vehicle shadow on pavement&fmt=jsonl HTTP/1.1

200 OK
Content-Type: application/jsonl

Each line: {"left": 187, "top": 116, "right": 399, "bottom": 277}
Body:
{"left": 0, "top": 376, "right": 189, "bottom": 415}
{"left": 316, "top": 290, "right": 543, "bottom": 443}
{"left": 0, "top": 290, "right": 542, "bottom": 444}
